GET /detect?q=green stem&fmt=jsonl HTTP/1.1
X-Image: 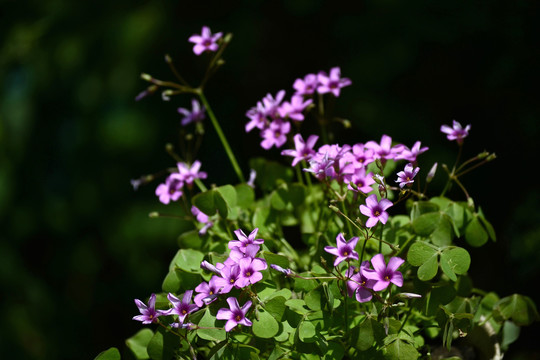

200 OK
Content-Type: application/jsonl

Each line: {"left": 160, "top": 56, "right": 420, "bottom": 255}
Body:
{"left": 197, "top": 91, "right": 245, "bottom": 183}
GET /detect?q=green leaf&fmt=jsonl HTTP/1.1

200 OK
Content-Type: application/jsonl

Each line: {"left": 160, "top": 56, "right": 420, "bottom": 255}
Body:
{"left": 356, "top": 317, "right": 383, "bottom": 351}
{"left": 235, "top": 183, "right": 255, "bottom": 208}
{"left": 288, "top": 183, "right": 307, "bottom": 206}
{"left": 501, "top": 320, "right": 521, "bottom": 350}
{"left": 493, "top": 294, "right": 540, "bottom": 326}
{"left": 216, "top": 184, "right": 237, "bottom": 208}
{"left": 298, "top": 320, "right": 317, "bottom": 343}
{"left": 407, "top": 241, "right": 437, "bottom": 266}
{"left": 147, "top": 327, "right": 177, "bottom": 360}
{"left": 177, "top": 230, "right": 203, "bottom": 249}
{"left": 410, "top": 201, "right": 439, "bottom": 221}
{"left": 383, "top": 337, "right": 420, "bottom": 360}
{"left": 417, "top": 253, "right": 439, "bottom": 281}
{"left": 270, "top": 188, "right": 288, "bottom": 210}
{"left": 198, "top": 309, "right": 226, "bottom": 342}
{"left": 430, "top": 213, "right": 454, "bottom": 246}
{"left": 478, "top": 207, "right": 496, "bottom": 241}
{"left": 249, "top": 157, "right": 294, "bottom": 191}
{"left": 412, "top": 212, "right": 440, "bottom": 236}
{"left": 263, "top": 251, "right": 291, "bottom": 270}
{"left": 464, "top": 215, "right": 488, "bottom": 247}
{"left": 305, "top": 286, "right": 324, "bottom": 311}
{"left": 264, "top": 296, "right": 287, "bottom": 321}
{"left": 253, "top": 309, "right": 280, "bottom": 338}
{"left": 94, "top": 347, "right": 121, "bottom": 360}
{"left": 192, "top": 190, "right": 217, "bottom": 216}
{"left": 173, "top": 248, "right": 205, "bottom": 273}
{"left": 126, "top": 329, "right": 153, "bottom": 360}
{"left": 440, "top": 247, "right": 471, "bottom": 281}
{"left": 285, "top": 299, "right": 310, "bottom": 314}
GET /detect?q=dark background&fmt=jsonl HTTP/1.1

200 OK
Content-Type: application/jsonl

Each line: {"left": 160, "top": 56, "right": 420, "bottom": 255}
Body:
{"left": 1, "top": 0, "right": 539, "bottom": 359}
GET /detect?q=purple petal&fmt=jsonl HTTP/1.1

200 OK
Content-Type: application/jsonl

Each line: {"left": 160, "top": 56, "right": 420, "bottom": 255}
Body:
{"left": 216, "top": 308, "right": 231, "bottom": 320}
{"left": 391, "top": 272, "right": 404, "bottom": 287}
{"left": 371, "top": 254, "right": 387, "bottom": 274}
{"left": 225, "top": 320, "right": 237, "bottom": 332}
{"left": 365, "top": 194, "right": 379, "bottom": 209}
{"left": 387, "top": 257, "right": 405, "bottom": 272}
{"left": 226, "top": 297, "right": 240, "bottom": 311}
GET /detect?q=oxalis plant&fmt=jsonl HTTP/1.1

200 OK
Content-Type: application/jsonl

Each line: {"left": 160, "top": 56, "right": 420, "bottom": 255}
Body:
{"left": 97, "top": 26, "right": 538, "bottom": 360}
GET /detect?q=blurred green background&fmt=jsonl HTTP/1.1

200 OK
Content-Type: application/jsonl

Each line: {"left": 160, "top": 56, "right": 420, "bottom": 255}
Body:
{"left": 1, "top": 0, "right": 539, "bottom": 358}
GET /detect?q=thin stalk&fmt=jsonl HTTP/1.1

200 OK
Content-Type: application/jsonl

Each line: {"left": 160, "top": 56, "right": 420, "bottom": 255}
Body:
{"left": 197, "top": 91, "right": 245, "bottom": 183}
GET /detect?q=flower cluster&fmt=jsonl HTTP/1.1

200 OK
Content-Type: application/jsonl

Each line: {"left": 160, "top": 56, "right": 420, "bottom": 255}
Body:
{"left": 155, "top": 160, "right": 207, "bottom": 204}
{"left": 134, "top": 228, "right": 267, "bottom": 331}
{"left": 323, "top": 233, "right": 404, "bottom": 303}
{"left": 245, "top": 67, "right": 351, "bottom": 150}
{"left": 293, "top": 134, "right": 428, "bottom": 194}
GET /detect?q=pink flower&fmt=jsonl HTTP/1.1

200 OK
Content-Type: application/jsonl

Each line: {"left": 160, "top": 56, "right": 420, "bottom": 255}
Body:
{"left": 396, "top": 163, "right": 420, "bottom": 188}
{"left": 324, "top": 233, "right": 359, "bottom": 266}
{"left": 188, "top": 26, "right": 222, "bottom": 55}
{"left": 178, "top": 99, "right": 205, "bottom": 126}
{"left": 359, "top": 194, "right": 393, "bottom": 228}
{"left": 440, "top": 120, "right": 471, "bottom": 144}
{"left": 177, "top": 160, "right": 207, "bottom": 186}
{"left": 317, "top": 67, "right": 352, "bottom": 97}
{"left": 133, "top": 293, "right": 165, "bottom": 324}
{"left": 281, "top": 133, "right": 319, "bottom": 166}
{"left": 216, "top": 297, "right": 252, "bottom": 332}
{"left": 364, "top": 254, "right": 404, "bottom": 291}
{"left": 155, "top": 174, "right": 183, "bottom": 204}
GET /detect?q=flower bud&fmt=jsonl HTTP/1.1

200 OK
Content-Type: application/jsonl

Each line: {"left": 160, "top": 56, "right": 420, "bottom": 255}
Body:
{"left": 140, "top": 73, "right": 153, "bottom": 81}
{"left": 426, "top": 162, "right": 438, "bottom": 183}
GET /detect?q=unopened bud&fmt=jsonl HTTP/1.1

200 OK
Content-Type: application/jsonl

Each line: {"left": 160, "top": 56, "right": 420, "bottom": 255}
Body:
{"left": 270, "top": 264, "right": 292, "bottom": 277}
{"left": 375, "top": 159, "right": 384, "bottom": 171}
{"left": 426, "top": 162, "right": 438, "bottom": 183}
{"left": 486, "top": 153, "right": 497, "bottom": 161}
{"left": 164, "top": 54, "right": 172, "bottom": 63}
{"left": 373, "top": 174, "right": 385, "bottom": 185}
{"left": 329, "top": 205, "right": 340, "bottom": 213}
{"left": 223, "top": 33, "right": 233, "bottom": 43}
{"left": 396, "top": 292, "right": 422, "bottom": 299}
{"left": 149, "top": 212, "right": 159, "bottom": 218}
{"left": 140, "top": 73, "right": 153, "bottom": 81}
{"left": 477, "top": 151, "right": 489, "bottom": 159}
{"left": 200, "top": 260, "right": 222, "bottom": 276}
{"left": 467, "top": 197, "right": 475, "bottom": 209}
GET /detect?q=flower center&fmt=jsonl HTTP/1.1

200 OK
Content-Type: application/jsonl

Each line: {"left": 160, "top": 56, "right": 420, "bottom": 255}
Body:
{"left": 374, "top": 210, "right": 380, "bottom": 216}
{"left": 209, "top": 291, "right": 213, "bottom": 295}
{"left": 182, "top": 309, "right": 187, "bottom": 315}
{"left": 235, "top": 315, "right": 242, "bottom": 321}
{"left": 246, "top": 271, "right": 251, "bottom": 277}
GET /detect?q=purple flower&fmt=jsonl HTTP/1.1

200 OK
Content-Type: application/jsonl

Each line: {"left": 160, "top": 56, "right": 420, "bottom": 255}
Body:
{"left": 177, "top": 160, "right": 207, "bottom": 186}
{"left": 226, "top": 244, "right": 261, "bottom": 266}
{"left": 346, "top": 262, "right": 377, "bottom": 303}
{"left": 213, "top": 264, "right": 241, "bottom": 294}
{"left": 194, "top": 276, "right": 222, "bottom": 307}
{"left": 235, "top": 257, "right": 267, "bottom": 288}
{"left": 351, "top": 143, "right": 375, "bottom": 167}
{"left": 293, "top": 73, "right": 319, "bottom": 96}
{"left": 394, "top": 141, "right": 429, "bottom": 163}
{"left": 216, "top": 297, "right": 253, "bottom": 332}
{"left": 364, "top": 254, "right": 404, "bottom": 291}
{"left": 364, "top": 135, "right": 403, "bottom": 162}
{"left": 245, "top": 102, "right": 268, "bottom": 133}
{"left": 133, "top": 293, "right": 164, "bottom": 324}
{"left": 304, "top": 152, "right": 335, "bottom": 180}
{"left": 167, "top": 290, "right": 199, "bottom": 323}
{"left": 396, "top": 163, "right": 420, "bottom": 188}
{"left": 281, "top": 133, "right": 319, "bottom": 166}
{"left": 228, "top": 228, "right": 264, "bottom": 250}
{"left": 359, "top": 194, "right": 393, "bottom": 228}
{"left": 188, "top": 26, "right": 223, "bottom": 55}
{"left": 247, "top": 169, "right": 257, "bottom": 188}
{"left": 278, "top": 95, "right": 312, "bottom": 121}
{"left": 317, "top": 67, "right": 352, "bottom": 97}
{"left": 178, "top": 99, "right": 205, "bottom": 126}
{"left": 260, "top": 120, "right": 291, "bottom": 149}
{"left": 440, "top": 120, "right": 471, "bottom": 144}
{"left": 155, "top": 174, "right": 184, "bottom": 204}
{"left": 191, "top": 206, "right": 213, "bottom": 235}
{"left": 324, "top": 233, "right": 359, "bottom": 266}
{"left": 348, "top": 167, "right": 376, "bottom": 194}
